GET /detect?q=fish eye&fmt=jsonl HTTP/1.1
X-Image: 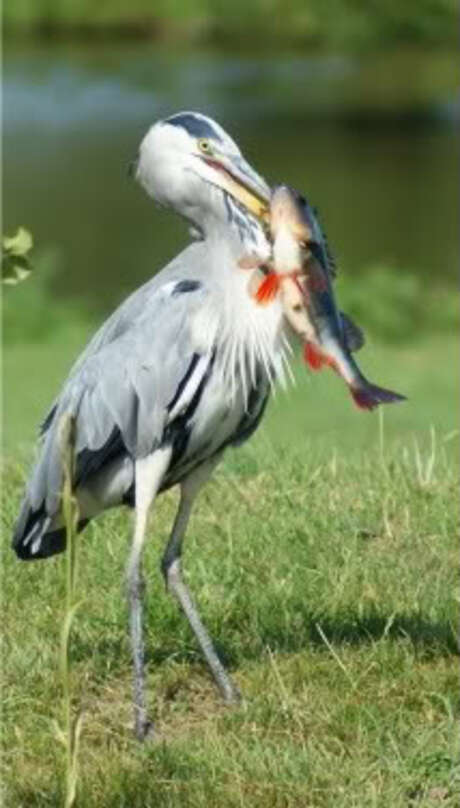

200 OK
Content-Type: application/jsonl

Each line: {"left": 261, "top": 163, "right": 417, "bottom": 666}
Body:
{"left": 198, "top": 138, "right": 213, "bottom": 154}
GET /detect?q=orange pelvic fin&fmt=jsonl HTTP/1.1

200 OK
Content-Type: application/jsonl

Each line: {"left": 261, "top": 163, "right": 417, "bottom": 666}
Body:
{"left": 255, "top": 272, "right": 282, "bottom": 304}
{"left": 303, "top": 342, "right": 326, "bottom": 370}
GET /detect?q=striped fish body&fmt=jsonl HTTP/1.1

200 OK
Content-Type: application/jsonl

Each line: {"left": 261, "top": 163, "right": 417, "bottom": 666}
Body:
{"left": 270, "top": 185, "right": 406, "bottom": 411}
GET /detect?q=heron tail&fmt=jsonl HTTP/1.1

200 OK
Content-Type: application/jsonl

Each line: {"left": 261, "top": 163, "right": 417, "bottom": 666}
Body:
{"left": 12, "top": 499, "right": 88, "bottom": 561}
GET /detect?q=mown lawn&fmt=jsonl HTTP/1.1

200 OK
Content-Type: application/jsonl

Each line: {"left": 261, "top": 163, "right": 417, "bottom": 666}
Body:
{"left": 2, "top": 332, "right": 459, "bottom": 806}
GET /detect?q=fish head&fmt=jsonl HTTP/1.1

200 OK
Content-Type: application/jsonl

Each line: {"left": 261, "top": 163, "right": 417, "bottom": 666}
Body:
{"left": 269, "top": 185, "right": 313, "bottom": 273}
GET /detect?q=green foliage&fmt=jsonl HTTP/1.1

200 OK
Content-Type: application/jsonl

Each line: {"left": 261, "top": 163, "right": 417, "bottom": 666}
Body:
{"left": 2, "top": 227, "right": 33, "bottom": 286}
{"left": 3, "top": 0, "right": 457, "bottom": 48}
{"left": 2, "top": 247, "right": 92, "bottom": 345}
{"left": 339, "top": 265, "right": 459, "bottom": 343}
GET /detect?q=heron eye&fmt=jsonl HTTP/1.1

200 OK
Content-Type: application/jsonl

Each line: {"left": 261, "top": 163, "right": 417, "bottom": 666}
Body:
{"left": 198, "top": 138, "right": 213, "bottom": 155}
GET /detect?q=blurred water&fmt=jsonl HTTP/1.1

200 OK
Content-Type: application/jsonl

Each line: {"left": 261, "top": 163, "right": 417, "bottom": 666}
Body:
{"left": 3, "top": 42, "right": 458, "bottom": 315}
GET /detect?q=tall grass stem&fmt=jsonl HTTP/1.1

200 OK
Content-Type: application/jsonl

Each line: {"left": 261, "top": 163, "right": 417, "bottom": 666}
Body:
{"left": 58, "top": 414, "right": 84, "bottom": 808}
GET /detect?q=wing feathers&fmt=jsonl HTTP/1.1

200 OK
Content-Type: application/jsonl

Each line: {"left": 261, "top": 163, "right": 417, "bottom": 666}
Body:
{"left": 12, "top": 275, "right": 209, "bottom": 559}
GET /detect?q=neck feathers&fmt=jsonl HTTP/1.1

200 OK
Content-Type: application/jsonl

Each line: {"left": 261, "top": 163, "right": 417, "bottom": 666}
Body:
{"left": 192, "top": 190, "right": 291, "bottom": 406}
{"left": 192, "top": 259, "right": 291, "bottom": 408}
{"left": 201, "top": 189, "right": 271, "bottom": 265}
{"left": 223, "top": 195, "right": 270, "bottom": 260}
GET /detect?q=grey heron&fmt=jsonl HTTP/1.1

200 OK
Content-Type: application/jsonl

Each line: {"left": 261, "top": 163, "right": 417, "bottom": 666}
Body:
{"left": 12, "top": 111, "right": 289, "bottom": 740}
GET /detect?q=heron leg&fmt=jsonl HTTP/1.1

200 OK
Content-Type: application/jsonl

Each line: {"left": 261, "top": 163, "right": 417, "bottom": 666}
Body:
{"left": 127, "top": 448, "right": 171, "bottom": 741}
{"left": 161, "top": 458, "right": 241, "bottom": 704}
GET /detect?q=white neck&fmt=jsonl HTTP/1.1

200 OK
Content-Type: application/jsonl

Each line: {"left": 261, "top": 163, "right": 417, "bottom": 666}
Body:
{"left": 190, "top": 234, "right": 290, "bottom": 407}
{"left": 192, "top": 186, "right": 271, "bottom": 265}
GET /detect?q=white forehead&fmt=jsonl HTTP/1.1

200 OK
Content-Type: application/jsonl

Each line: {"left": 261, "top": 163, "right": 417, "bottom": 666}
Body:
{"left": 144, "top": 111, "right": 241, "bottom": 156}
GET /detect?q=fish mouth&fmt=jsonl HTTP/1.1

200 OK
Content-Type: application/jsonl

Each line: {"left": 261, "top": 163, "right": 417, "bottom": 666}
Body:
{"left": 201, "top": 156, "right": 270, "bottom": 221}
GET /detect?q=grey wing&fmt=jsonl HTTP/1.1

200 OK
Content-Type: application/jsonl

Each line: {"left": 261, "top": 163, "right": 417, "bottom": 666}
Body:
{"left": 39, "top": 241, "right": 207, "bottom": 435}
{"left": 13, "top": 279, "right": 212, "bottom": 559}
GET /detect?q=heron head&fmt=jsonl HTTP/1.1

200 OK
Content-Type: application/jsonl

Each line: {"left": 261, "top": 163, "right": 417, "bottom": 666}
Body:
{"left": 133, "top": 112, "right": 270, "bottom": 228}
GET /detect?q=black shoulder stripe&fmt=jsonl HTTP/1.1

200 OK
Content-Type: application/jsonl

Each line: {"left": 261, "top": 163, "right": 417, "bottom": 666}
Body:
{"left": 172, "top": 279, "right": 202, "bottom": 296}
{"left": 182, "top": 350, "right": 215, "bottom": 422}
{"left": 164, "top": 350, "right": 216, "bottom": 467}
{"left": 167, "top": 353, "right": 200, "bottom": 413}
{"left": 75, "top": 426, "right": 127, "bottom": 488}
{"left": 231, "top": 372, "right": 270, "bottom": 448}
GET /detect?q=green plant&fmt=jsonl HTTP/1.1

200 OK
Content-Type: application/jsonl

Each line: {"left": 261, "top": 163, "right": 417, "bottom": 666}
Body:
{"left": 52, "top": 414, "right": 84, "bottom": 808}
{"left": 2, "top": 246, "right": 92, "bottom": 345}
{"left": 2, "top": 228, "right": 33, "bottom": 286}
{"left": 338, "top": 264, "right": 459, "bottom": 343}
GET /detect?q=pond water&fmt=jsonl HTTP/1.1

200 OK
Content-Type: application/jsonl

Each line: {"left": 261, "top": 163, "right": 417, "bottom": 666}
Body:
{"left": 3, "top": 43, "right": 458, "bottom": 316}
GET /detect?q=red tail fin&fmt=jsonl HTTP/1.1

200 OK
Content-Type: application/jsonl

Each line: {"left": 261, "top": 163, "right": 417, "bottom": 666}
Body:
{"left": 303, "top": 342, "right": 326, "bottom": 370}
{"left": 255, "top": 272, "right": 281, "bottom": 304}
{"left": 351, "top": 383, "right": 406, "bottom": 411}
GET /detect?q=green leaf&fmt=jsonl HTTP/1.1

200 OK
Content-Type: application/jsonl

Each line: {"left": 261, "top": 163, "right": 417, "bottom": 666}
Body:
{"left": 3, "top": 227, "right": 33, "bottom": 256}
{"left": 2, "top": 228, "right": 34, "bottom": 286}
{"left": 2, "top": 257, "right": 31, "bottom": 286}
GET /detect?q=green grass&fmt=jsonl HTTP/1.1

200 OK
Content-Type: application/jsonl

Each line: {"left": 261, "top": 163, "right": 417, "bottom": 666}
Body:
{"left": 2, "top": 322, "right": 459, "bottom": 805}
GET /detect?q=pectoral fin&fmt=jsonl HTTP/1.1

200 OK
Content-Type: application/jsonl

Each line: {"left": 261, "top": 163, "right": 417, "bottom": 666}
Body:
{"left": 255, "top": 272, "right": 282, "bottom": 304}
{"left": 303, "top": 342, "right": 327, "bottom": 370}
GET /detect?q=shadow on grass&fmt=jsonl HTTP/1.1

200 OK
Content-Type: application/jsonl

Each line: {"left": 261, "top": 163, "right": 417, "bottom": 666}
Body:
{"left": 71, "top": 606, "right": 458, "bottom": 676}
{"left": 210, "top": 610, "right": 458, "bottom": 669}
{"left": 261, "top": 610, "right": 458, "bottom": 656}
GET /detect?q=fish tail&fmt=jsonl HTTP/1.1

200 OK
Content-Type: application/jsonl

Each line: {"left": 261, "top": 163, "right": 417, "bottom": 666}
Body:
{"left": 303, "top": 342, "right": 327, "bottom": 370}
{"left": 255, "top": 272, "right": 281, "bottom": 304}
{"left": 350, "top": 381, "right": 406, "bottom": 411}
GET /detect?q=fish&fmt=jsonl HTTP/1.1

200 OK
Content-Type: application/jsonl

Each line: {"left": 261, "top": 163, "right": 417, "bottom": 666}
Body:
{"left": 280, "top": 274, "right": 365, "bottom": 354}
{"left": 268, "top": 185, "right": 406, "bottom": 411}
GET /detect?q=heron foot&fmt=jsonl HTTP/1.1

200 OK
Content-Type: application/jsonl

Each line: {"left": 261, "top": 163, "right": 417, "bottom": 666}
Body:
{"left": 217, "top": 674, "right": 243, "bottom": 706}
{"left": 134, "top": 715, "right": 155, "bottom": 742}
{"left": 222, "top": 686, "right": 242, "bottom": 706}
